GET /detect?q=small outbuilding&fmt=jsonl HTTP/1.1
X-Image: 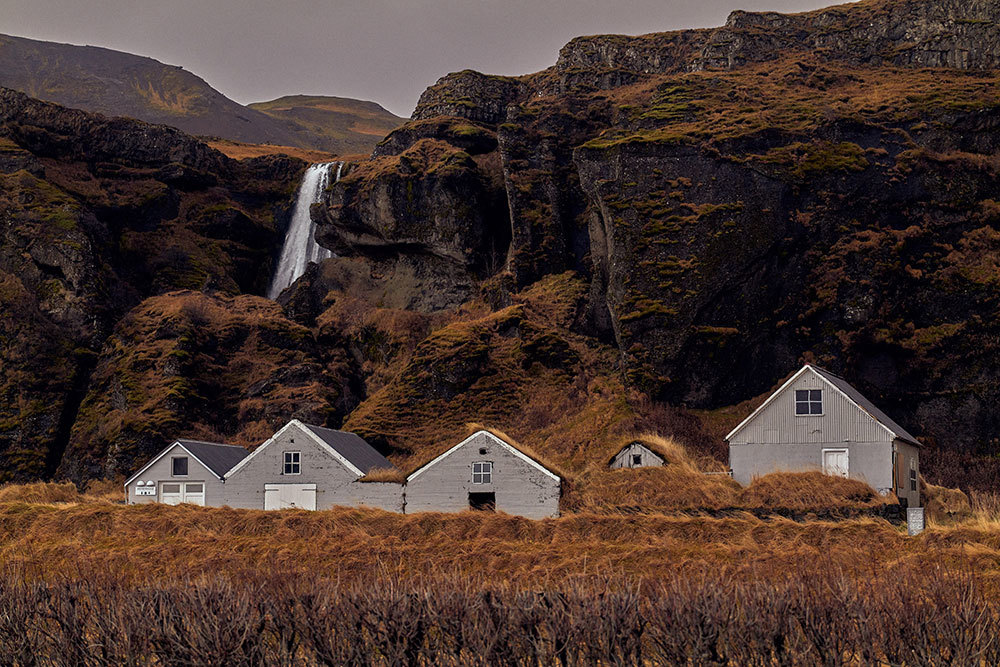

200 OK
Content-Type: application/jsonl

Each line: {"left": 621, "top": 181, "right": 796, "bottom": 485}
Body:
{"left": 727, "top": 364, "right": 921, "bottom": 507}
{"left": 609, "top": 441, "right": 666, "bottom": 469}
{"left": 124, "top": 439, "right": 248, "bottom": 506}
{"left": 223, "top": 420, "right": 402, "bottom": 511}
{"left": 405, "top": 430, "right": 561, "bottom": 519}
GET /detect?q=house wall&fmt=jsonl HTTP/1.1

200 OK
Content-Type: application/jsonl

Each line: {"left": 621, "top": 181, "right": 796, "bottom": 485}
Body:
{"left": 224, "top": 423, "right": 360, "bottom": 510}
{"left": 894, "top": 439, "right": 921, "bottom": 507}
{"left": 729, "top": 368, "right": 897, "bottom": 492}
{"left": 352, "top": 481, "right": 405, "bottom": 513}
{"left": 125, "top": 443, "right": 226, "bottom": 506}
{"left": 406, "top": 432, "right": 560, "bottom": 519}
{"left": 610, "top": 443, "right": 664, "bottom": 469}
{"left": 729, "top": 440, "right": 893, "bottom": 491}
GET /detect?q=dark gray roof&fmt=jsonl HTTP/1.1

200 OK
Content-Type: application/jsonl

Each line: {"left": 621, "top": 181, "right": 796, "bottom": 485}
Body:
{"left": 810, "top": 366, "right": 922, "bottom": 447}
{"left": 298, "top": 424, "right": 393, "bottom": 474}
{"left": 176, "top": 440, "right": 249, "bottom": 479}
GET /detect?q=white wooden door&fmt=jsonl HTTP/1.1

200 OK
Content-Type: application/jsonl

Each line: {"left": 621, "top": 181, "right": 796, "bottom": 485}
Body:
{"left": 264, "top": 484, "right": 317, "bottom": 510}
{"left": 823, "top": 449, "right": 849, "bottom": 478}
{"left": 183, "top": 483, "right": 205, "bottom": 506}
{"left": 160, "top": 483, "right": 182, "bottom": 505}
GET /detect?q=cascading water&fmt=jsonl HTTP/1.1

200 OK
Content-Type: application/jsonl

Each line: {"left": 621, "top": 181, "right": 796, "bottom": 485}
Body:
{"left": 267, "top": 161, "right": 342, "bottom": 299}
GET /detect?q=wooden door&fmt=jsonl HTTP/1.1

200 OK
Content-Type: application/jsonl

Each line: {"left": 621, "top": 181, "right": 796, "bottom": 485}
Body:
{"left": 822, "top": 449, "right": 849, "bottom": 478}
{"left": 264, "top": 484, "right": 317, "bottom": 510}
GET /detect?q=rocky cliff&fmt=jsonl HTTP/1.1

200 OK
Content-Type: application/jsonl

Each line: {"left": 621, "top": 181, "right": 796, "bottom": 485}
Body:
{"left": 5, "top": 0, "right": 1000, "bottom": 491}
{"left": 0, "top": 87, "right": 310, "bottom": 480}
{"left": 315, "top": 0, "right": 1000, "bottom": 487}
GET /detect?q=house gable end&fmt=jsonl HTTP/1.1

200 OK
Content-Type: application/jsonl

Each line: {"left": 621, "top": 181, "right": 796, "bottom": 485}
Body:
{"left": 124, "top": 442, "right": 220, "bottom": 487}
{"left": 726, "top": 365, "right": 894, "bottom": 445}
{"left": 224, "top": 420, "right": 364, "bottom": 479}
{"left": 408, "top": 431, "right": 560, "bottom": 483}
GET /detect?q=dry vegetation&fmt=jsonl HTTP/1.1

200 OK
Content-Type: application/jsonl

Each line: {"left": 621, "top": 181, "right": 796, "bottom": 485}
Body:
{"left": 205, "top": 139, "right": 337, "bottom": 162}
{"left": 1, "top": 567, "right": 996, "bottom": 666}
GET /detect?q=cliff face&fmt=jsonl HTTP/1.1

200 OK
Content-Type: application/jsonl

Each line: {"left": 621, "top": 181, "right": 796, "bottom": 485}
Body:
{"left": 316, "top": 0, "right": 1000, "bottom": 481}
{"left": 0, "top": 88, "right": 307, "bottom": 480}
{"left": 7, "top": 0, "right": 1000, "bottom": 490}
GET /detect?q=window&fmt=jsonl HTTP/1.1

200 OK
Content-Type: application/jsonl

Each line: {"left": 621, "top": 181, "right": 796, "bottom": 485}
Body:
{"left": 795, "top": 389, "right": 823, "bottom": 415}
{"left": 910, "top": 459, "right": 918, "bottom": 492}
{"left": 473, "top": 461, "right": 492, "bottom": 484}
{"left": 283, "top": 451, "right": 301, "bottom": 475}
{"left": 632, "top": 454, "right": 642, "bottom": 466}
{"left": 171, "top": 457, "right": 188, "bottom": 476}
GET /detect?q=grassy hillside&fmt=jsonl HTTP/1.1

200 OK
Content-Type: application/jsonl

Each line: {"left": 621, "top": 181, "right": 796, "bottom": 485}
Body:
{"left": 249, "top": 95, "right": 406, "bottom": 155}
{"left": 0, "top": 34, "right": 403, "bottom": 154}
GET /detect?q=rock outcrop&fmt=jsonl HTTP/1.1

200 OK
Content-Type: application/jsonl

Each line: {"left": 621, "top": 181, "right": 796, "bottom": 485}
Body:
{"left": 317, "top": 0, "right": 1000, "bottom": 479}
{"left": 0, "top": 88, "right": 304, "bottom": 481}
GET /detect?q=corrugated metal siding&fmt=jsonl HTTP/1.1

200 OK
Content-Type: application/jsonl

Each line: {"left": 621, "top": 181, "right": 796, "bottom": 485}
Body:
{"left": 729, "top": 368, "right": 893, "bottom": 446}
{"left": 610, "top": 443, "right": 664, "bottom": 469}
{"left": 125, "top": 443, "right": 227, "bottom": 506}
{"left": 406, "top": 432, "right": 560, "bottom": 519}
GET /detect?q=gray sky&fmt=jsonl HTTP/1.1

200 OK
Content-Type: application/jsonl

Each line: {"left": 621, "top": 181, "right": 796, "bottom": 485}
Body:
{"left": 0, "top": 0, "right": 847, "bottom": 118}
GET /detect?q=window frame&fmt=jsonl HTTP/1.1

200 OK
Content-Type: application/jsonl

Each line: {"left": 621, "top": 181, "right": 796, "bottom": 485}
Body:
{"left": 283, "top": 451, "right": 301, "bottom": 475}
{"left": 632, "top": 454, "right": 643, "bottom": 467}
{"left": 909, "top": 459, "right": 918, "bottom": 492}
{"left": 794, "top": 389, "right": 824, "bottom": 416}
{"left": 472, "top": 461, "right": 493, "bottom": 484}
{"left": 171, "top": 456, "right": 189, "bottom": 477}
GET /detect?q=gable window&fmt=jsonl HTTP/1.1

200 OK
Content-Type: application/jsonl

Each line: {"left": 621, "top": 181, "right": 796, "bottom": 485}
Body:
{"left": 632, "top": 454, "right": 642, "bottom": 466}
{"left": 171, "top": 457, "right": 188, "bottom": 476}
{"left": 283, "top": 451, "right": 301, "bottom": 475}
{"left": 910, "top": 459, "right": 917, "bottom": 492}
{"left": 795, "top": 389, "right": 823, "bottom": 415}
{"left": 472, "top": 461, "right": 492, "bottom": 484}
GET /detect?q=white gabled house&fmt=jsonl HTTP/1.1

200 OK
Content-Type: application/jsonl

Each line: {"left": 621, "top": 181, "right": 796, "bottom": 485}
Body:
{"left": 405, "top": 430, "right": 562, "bottom": 519}
{"left": 727, "top": 364, "right": 921, "bottom": 506}
{"left": 124, "top": 425, "right": 562, "bottom": 518}
{"left": 124, "top": 439, "right": 248, "bottom": 506}
{"left": 222, "top": 420, "right": 402, "bottom": 512}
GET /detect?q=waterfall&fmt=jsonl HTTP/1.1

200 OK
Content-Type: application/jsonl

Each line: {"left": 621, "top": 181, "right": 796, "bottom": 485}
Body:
{"left": 267, "top": 161, "right": 342, "bottom": 299}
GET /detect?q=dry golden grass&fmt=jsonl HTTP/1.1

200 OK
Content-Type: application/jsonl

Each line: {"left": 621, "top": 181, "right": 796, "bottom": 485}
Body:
{"left": 923, "top": 476, "right": 973, "bottom": 524}
{"left": 83, "top": 477, "right": 127, "bottom": 503}
{"left": 206, "top": 139, "right": 337, "bottom": 162}
{"left": 359, "top": 467, "right": 406, "bottom": 483}
{"left": 0, "top": 501, "right": 917, "bottom": 585}
{"left": 0, "top": 481, "right": 81, "bottom": 504}
{"left": 739, "top": 471, "right": 889, "bottom": 511}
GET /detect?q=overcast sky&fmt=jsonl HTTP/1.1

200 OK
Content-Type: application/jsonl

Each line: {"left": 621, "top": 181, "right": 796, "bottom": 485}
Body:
{"left": 0, "top": 0, "right": 847, "bottom": 117}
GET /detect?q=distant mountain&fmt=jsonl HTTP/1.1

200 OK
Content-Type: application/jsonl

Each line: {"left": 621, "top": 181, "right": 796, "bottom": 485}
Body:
{"left": 249, "top": 96, "right": 406, "bottom": 156}
{"left": 0, "top": 33, "right": 404, "bottom": 154}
